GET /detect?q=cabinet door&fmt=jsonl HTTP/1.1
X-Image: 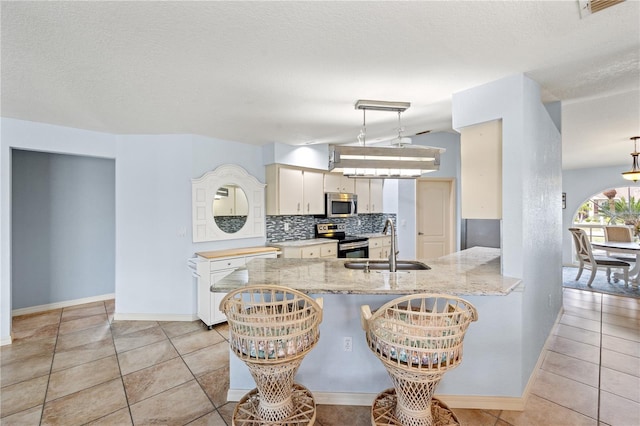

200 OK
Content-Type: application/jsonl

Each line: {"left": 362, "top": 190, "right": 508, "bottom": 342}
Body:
{"left": 324, "top": 173, "right": 354, "bottom": 193}
{"left": 301, "top": 246, "right": 321, "bottom": 258}
{"left": 279, "top": 168, "right": 304, "bottom": 215}
{"left": 355, "top": 179, "right": 371, "bottom": 213}
{"left": 369, "top": 247, "right": 383, "bottom": 259}
{"left": 369, "top": 180, "right": 384, "bottom": 213}
{"left": 303, "top": 171, "right": 325, "bottom": 215}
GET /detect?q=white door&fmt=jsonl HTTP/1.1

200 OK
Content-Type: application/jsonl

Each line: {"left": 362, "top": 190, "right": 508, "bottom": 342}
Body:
{"left": 416, "top": 179, "right": 455, "bottom": 258}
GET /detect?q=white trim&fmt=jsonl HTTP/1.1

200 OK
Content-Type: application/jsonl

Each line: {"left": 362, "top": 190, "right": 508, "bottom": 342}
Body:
{"left": 227, "top": 389, "right": 527, "bottom": 410}
{"left": 11, "top": 293, "right": 115, "bottom": 316}
{"left": 0, "top": 336, "right": 12, "bottom": 346}
{"left": 113, "top": 313, "right": 198, "bottom": 322}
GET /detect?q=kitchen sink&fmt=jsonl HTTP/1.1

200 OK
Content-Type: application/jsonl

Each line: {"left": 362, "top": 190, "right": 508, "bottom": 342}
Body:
{"left": 344, "top": 260, "right": 431, "bottom": 271}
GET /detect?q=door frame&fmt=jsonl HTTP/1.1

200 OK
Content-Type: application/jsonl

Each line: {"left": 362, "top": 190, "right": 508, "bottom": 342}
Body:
{"left": 415, "top": 178, "right": 457, "bottom": 257}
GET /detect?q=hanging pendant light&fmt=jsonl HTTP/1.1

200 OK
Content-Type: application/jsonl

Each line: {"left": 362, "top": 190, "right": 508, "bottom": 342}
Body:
{"left": 622, "top": 136, "right": 640, "bottom": 182}
{"left": 328, "top": 100, "right": 445, "bottom": 178}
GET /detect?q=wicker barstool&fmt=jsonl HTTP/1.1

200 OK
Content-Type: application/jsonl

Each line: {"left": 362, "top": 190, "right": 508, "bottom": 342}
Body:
{"left": 220, "top": 285, "right": 323, "bottom": 425}
{"left": 361, "top": 294, "right": 478, "bottom": 426}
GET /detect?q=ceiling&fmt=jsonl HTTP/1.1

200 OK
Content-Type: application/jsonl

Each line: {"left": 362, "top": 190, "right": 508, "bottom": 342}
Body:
{"left": 1, "top": 1, "right": 639, "bottom": 170}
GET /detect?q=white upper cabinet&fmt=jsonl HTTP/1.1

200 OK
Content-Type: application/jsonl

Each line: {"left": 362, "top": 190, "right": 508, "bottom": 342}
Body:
{"left": 461, "top": 119, "right": 502, "bottom": 219}
{"left": 355, "top": 179, "right": 384, "bottom": 213}
{"left": 266, "top": 165, "right": 325, "bottom": 215}
{"left": 324, "top": 172, "right": 355, "bottom": 194}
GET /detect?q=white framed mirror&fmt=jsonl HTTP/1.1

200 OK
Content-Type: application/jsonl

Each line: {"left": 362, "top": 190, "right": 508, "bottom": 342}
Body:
{"left": 192, "top": 164, "right": 266, "bottom": 242}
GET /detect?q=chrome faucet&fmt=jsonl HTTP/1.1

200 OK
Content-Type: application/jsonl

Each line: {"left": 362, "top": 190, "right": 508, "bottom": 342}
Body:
{"left": 382, "top": 218, "right": 399, "bottom": 272}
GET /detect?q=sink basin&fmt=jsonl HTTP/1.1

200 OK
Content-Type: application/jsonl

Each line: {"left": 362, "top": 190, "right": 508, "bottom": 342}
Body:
{"left": 344, "top": 260, "right": 431, "bottom": 271}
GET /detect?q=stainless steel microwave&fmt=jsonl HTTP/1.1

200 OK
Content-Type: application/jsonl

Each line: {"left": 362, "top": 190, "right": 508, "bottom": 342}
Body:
{"left": 325, "top": 192, "right": 358, "bottom": 218}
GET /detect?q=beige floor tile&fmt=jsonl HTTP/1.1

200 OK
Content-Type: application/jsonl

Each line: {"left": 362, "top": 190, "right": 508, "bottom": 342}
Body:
{"left": 85, "top": 407, "right": 132, "bottom": 425}
{"left": 541, "top": 350, "right": 599, "bottom": 386}
{"left": 186, "top": 409, "right": 227, "bottom": 425}
{"left": 10, "top": 323, "right": 60, "bottom": 342}
{"left": 216, "top": 402, "right": 234, "bottom": 425}
{"left": 0, "top": 405, "right": 42, "bottom": 425}
{"left": 560, "top": 313, "right": 602, "bottom": 333}
{"left": 602, "top": 322, "right": 640, "bottom": 342}
{"left": 599, "top": 390, "right": 640, "bottom": 426}
{"left": 183, "top": 340, "right": 229, "bottom": 377}
{"left": 122, "top": 357, "right": 194, "bottom": 404}
{"left": 41, "top": 378, "right": 127, "bottom": 425}
{"left": 160, "top": 320, "right": 205, "bottom": 338}
{"left": 0, "top": 375, "right": 48, "bottom": 418}
{"left": 0, "top": 353, "right": 52, "bottom": 387}
{"left": 51, "top": 338, "right": 115, "bottom": 372}
{"left": 531, "top": 370, "right": 598, "bottom": 418}
{"left": 564, "top": 298, "right": 601, "bottom": 313}
{"left": 547, "top": 334, "right": 601, "bottom": 364}
{"left": 602, "top": 294, "right": 640, "bottom": 310}
{"left": 110, "top": 320, "right": 159, "bottom": 338}
{"left": 601, "top": 334, "right": 640, "bottom": 357}
{"left": 554, "top": 324, "right": 601, "bottom": 347}
{"left": 11, "top": 310, "right": 62, "bottom": 332}
{"left": 0, "top": 336, "right": 56, "bottom": 366}
{"left": 601, "top": 348, "right": 640, "bottom": 377}
{"left": 316, "top": 404, "right": 371, "bottom": 426}
{"left": 212, "top": 322, "right": 229, "bottom": 340}
{"left": 196, "top": 365, "right": 229, "bottom": 407}
{"left": 129, "top": 379, "right": 214, "bottom": 425}
{"left": 563, "top": 305, "right": 604, "bottom": 322}
{"left": 104, "top": 299, "right": 115, "bottom": 314}
{"left": 499, "top": 394, "right": 596, "bottom": 425}
{"left": 61, "top": 304, "right": 106, "bottom": 322}
{"left": 113, "top": 325, "right": 167, "bottom": 353}
{"left": 602, "top": 309, "right": 640, "bottom": 326}
{"left": 601, "top": 366, "right": 640, "bottom": 402}
{"left": 46, "top": 355, "right": 120, "bottom": 401}
{"left": 54, "top": 323, "right": 111, "bottom": 351}
{"left": 450, "top": 408, "right": 500, "bottom": 425}
{"left": 170, "top": 329, "right": 225, "bottom": 355}
{"left": 58, "top": 313, "right": 109, "bottom": 335}
{"left": 63, "top": 301, "right": 106, "bottom": 311}
{"left": 117, "top": 339, "right": 179, "bottom": 375}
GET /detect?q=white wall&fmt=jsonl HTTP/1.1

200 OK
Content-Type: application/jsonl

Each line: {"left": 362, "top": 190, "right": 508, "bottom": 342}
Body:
{"left": 452, "top": 74, "right": 563, "bottom": 392}
{"left": 1, "top": 118, "right": 116, "bottom": 343}
{"left": 0, "top": 118, "right": 269, "bottom": 341}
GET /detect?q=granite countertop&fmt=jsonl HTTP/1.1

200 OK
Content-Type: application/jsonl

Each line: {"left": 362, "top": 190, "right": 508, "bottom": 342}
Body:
{"left": 357, "top": 232, "right": 390, "bottom": 239}
{"left": 212, "top": 246, "right": 521, "bottom": 296}
{"left": 268, "top": 238, "right": 336, "bottom": 248}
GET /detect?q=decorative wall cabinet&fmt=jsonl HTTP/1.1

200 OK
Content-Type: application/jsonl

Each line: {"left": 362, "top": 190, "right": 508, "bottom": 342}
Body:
{"left": 192, "top": 164, "right": 266, "bottom": 242}
{"left": 460, "top": 119, "right": 502, "bottom": 219}
{"left": 265, "top": 165, "right": 324, "bottom": 215}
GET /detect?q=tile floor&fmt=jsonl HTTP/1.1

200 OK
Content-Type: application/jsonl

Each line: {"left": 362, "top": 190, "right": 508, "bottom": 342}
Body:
{"left": 1, "top": 288, "right": 638, "bottom": 425}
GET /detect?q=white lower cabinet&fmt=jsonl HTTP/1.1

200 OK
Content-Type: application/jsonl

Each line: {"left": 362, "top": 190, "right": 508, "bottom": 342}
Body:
{"left": 278, "top": 242, "right": 337, "bottom": 259}
{"left": 190, "top": 249, "right": 278, "bottom": 329}
{"left": 368, "top": 236, "right": 392, "bottom": 259}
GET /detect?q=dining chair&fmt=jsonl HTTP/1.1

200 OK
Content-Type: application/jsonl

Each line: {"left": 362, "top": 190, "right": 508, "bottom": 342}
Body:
{"left": 569, "top": 228, "right": 630, "bottom": 287}
{"left": 604, "top": 226, "right": 636, "bottom": 262}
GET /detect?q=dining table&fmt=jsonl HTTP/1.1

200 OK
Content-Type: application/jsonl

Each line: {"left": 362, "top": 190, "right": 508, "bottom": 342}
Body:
{"left": 591, "top": 241, "right": 640, "bottom": 287}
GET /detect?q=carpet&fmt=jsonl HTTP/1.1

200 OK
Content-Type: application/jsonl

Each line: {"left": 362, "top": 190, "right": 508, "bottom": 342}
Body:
{"left": 563, "top": 267, "right": 640, "bottom": 298}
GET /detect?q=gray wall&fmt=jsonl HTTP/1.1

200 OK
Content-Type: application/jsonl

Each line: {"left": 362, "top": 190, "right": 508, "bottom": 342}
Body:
{"left": 11, "top": 150, "right": 115, "bottom": 309}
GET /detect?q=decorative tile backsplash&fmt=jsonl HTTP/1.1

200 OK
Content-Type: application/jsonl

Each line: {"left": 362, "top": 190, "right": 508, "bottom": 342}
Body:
{"left": 266, "top": 213, "right": 397, "bottom": 242}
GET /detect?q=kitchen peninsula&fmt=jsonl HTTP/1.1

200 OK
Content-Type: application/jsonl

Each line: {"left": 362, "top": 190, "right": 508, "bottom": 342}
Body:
{"left": 214, "top": 247, "right": 527, "bottom": 410}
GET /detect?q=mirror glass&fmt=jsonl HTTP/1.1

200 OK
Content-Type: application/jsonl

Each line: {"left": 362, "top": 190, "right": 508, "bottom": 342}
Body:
{"left": 213, "top": 184, "right": 248, "bottom": 233}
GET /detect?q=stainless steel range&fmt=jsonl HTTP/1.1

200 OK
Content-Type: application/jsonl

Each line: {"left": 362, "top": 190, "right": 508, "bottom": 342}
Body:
{"left": 315, "top": 223, "right": 369, "bottom": 258}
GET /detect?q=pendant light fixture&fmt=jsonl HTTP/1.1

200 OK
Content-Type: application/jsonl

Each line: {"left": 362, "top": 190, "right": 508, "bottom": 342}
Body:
{"left": 328, "top": 100, "right": 445, "bottom": 178}
{"left": 622, "top": 136, "right": 640, "bottom": 182}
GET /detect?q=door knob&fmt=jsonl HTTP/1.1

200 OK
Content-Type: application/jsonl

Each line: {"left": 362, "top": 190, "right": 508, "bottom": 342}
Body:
{"left": 418, "top": 232, "right": 424, "bottom": 235}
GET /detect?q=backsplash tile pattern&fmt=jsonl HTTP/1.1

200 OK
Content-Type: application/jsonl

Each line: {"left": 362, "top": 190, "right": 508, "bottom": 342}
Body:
{"left": 266, "top": 213, "right": 397, "bottom": 242}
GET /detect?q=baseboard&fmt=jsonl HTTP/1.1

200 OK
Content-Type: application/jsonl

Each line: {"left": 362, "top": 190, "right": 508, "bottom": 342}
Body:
{"left": 227, "top": 389, "right": 526, "bottom": 410}
{"left": 113, "top": 312, "right": 198, "bottom": 322}
{"left": 11, "top": 293, "right": 116, "bottom": 316}
{"left": 0, "top": 335, "right": 13, "bottom": 347}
